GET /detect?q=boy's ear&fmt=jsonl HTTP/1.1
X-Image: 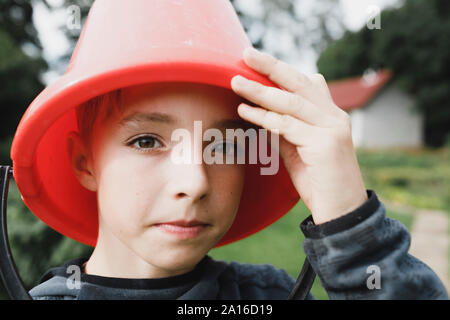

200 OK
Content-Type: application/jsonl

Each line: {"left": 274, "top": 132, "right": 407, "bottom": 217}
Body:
{"left": 66, "top": 131, "right": 98, "bottom": 192}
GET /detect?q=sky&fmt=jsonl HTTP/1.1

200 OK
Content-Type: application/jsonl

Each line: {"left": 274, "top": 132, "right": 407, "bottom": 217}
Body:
{"left": 33, "top": 0, "right": 401, "bottom": 85}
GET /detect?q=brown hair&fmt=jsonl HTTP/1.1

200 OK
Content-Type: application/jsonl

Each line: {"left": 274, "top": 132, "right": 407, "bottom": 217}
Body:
{"left": 75, "top": 89, "right": 124, "bottom": 149}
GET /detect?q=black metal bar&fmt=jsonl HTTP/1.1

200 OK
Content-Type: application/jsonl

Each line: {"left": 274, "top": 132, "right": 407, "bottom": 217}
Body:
{"left": 0, "top": 165, "right": 32, "bottom": 300}
{"left": 287, "top": 257, "right": 316, "bottom": 300}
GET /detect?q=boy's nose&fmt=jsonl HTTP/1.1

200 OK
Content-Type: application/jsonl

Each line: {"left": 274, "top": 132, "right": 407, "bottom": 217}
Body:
{"left": 172, "top": 163, "right": 210, "bottom": 202}
{"left": 169, "top": 145, "right": 210, "bottom": 202}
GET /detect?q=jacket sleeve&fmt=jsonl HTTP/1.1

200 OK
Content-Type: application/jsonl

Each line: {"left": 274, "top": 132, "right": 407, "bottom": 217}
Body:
{"left": 299, "top": 190, "right": 449, "bottom": 300}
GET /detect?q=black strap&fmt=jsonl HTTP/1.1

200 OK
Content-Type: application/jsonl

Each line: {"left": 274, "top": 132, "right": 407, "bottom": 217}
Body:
{"left": 286, "top": 257, "right": 316, "bottom": 300}
{"left": 0, "top": 165, "right": 32, "bottom": 300}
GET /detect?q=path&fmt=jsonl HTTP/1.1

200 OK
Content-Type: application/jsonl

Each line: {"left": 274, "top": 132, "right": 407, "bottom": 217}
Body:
{"left": 408, "top": 208, "right": 450, "bottom": 294}
{"left": 385, "top": 200, "right": 450, "bottom": 294}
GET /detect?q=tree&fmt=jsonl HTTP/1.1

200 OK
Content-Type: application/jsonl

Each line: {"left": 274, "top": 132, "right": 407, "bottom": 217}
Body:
{"left": 317, "top": 0, "right": 450, "bottom": 147}
{"left": 0, "top": 0, "right": 88, "bottom": 300}
{"left": 0, "top": 0, "right": 48, "bottom": 164}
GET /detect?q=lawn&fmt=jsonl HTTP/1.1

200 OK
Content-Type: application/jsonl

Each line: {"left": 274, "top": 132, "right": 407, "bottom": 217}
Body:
{"left": 356, "top": 147, "right": 450, "bottom": 213}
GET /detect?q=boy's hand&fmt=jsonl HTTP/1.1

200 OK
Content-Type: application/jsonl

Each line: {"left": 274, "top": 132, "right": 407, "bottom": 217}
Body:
{"left": 231, "top": 47, "right": 368, "bottom": 225}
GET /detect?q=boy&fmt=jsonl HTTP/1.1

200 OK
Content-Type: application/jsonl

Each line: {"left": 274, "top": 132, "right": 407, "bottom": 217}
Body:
{"left": 29, "top": 58, "right": 448, "bottom": 299}
{"left": 15, "top": 0, "right": 448, "bottom": 299}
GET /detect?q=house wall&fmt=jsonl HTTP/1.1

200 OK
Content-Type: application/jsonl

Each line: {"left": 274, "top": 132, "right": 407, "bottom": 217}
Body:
{"left": 349, "top": 85, "right": 423, "bottom": 148}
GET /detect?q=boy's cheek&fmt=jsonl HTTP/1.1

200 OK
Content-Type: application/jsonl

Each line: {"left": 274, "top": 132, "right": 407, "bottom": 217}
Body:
{"left": 96, "top": 178, "right": 151, "bottom": 234}
{"left": 210, "top": 168, "right": 244, "bottom": 216}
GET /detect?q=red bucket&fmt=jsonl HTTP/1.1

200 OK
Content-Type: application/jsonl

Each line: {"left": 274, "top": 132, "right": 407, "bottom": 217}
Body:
{"left": 10, "top": 0, "right": 300, "bottom": 247}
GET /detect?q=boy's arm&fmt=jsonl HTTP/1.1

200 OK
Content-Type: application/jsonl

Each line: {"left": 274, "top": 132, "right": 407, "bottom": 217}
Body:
{"left": 229, "top": 49, "right": 447, "bottom": 299}
{"left": 300, "top": 189, "right": 449, "bottom": 300}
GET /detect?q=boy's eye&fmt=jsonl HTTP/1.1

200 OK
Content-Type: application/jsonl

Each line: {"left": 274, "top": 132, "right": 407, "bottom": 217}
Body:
{"left": 212, "top": 141, "right": 241, "bottom": 155}
{"left": 129, "top": 135, "right": 163, "bottom": 151}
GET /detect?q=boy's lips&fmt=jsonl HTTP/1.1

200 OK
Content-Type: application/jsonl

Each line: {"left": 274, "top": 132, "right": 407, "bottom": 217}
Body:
{"left": 152, "top": 220, "right": 211, "bottom": 239}
{"left": 154, "top": 220, "right": 210, "bottom": 227}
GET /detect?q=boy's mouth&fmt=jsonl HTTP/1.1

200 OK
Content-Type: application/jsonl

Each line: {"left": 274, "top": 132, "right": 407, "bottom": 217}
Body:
{"left": 155, "top": 219, "right": 209, "bottom": 227}
{"left": 152, "top": 220, "right": 211, "bottom": 239}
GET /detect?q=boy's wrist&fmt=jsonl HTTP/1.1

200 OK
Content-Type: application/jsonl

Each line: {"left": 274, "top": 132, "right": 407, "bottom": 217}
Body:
{"left": 313, "top": 188, "right": 369, "bottom": 225}
{"left": 299, "top": 190, "right": 379, "bottom": 239}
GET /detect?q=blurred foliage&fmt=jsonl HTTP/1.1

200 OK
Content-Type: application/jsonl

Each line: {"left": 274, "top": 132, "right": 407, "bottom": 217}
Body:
{"left": 0, "top": 0, "right": 47, "bottom": 147}
{"left": 0, "top": 136, "right": 13, "bottom": 166}
{"left": 317, "top": 0, "right": 450, "bottom": 147}
{"left": 0, "top": 179, "right": 93, "bottom": 300}
{"left": 0, "top": 0, "right": 40, "bottom": 47}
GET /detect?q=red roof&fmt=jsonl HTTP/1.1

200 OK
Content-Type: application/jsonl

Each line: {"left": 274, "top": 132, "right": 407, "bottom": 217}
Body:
{"left": 327, "top": 69, "right": 392, "bottom": 111}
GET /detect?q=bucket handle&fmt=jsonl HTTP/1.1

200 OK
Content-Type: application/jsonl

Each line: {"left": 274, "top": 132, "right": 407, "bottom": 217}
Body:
{"left": 0, "top": 165, "right": 32, "bottom": 300}
{"left": 287, "top": 257, "right": 316, "bottom": 300}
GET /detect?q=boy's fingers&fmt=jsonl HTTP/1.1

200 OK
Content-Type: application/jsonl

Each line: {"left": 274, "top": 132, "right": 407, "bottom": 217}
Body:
{"left": 237, "top": 103, "right": 316, "bottom": 147}
{"left": 242, "top": 48, "right": 329, "bottom": 106}
{"left": 310, "top": 73, "right": 334, "bottom": 101}
{"left": 231, "top": 76, "right": 326, "bottom": 127}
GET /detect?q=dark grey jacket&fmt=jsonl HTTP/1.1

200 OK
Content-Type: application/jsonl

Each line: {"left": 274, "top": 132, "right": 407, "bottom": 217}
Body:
{"left": 29, "top": 190, "right": 449, "bottom": 300}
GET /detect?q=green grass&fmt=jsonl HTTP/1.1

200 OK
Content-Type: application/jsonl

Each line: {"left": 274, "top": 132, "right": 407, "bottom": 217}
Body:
{"left": 385, "top": 208, "right": 414, "bottom": 231}
{"left": 356, "top": 147, "right": 450, "bottom": 213}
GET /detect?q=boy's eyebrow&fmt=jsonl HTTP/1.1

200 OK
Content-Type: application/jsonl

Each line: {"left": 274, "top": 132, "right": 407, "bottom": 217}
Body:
{"left": 119, "top": 111, "right": 254, "bottom": 130}
{"left": 119, "top": 112, "right": 178, "bottom": 127}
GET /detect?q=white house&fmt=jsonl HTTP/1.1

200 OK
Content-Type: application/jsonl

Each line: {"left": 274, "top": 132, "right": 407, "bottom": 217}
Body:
{"left": 328, "top": 69, "right": 424, "bottom": 148}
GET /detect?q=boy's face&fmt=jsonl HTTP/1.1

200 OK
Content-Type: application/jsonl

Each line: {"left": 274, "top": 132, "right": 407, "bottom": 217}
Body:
{"left": 75, "top": 82, "right": 247, "bottom": 276}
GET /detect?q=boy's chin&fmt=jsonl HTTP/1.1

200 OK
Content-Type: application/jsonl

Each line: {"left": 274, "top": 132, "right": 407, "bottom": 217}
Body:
{"left": 134, "top": 240, "right": 214, "bottom": 273}
{"left": 144, "top": 248, "right": 209, "bottom": 275}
